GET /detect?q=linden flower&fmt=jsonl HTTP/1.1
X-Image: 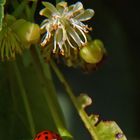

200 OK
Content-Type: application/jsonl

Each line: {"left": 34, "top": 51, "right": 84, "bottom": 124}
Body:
{"left": 40, "top": 1, "right": 94, "bottom": 56}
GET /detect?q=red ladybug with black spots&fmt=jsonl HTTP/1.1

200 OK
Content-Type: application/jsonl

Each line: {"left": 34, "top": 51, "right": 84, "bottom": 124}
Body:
{"left": 34, "top": 130, "right": 62, "bottom": 140}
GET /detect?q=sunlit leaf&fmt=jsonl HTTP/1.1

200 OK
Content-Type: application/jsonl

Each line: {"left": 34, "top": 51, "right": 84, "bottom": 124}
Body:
{"left": 95, "top": 121, "right": 127, "bottom": 140}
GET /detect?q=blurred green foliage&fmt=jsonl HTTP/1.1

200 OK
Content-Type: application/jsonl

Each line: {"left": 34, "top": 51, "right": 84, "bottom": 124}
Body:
{"left": 0, "top": 0, "right": 139, "bottom": 140}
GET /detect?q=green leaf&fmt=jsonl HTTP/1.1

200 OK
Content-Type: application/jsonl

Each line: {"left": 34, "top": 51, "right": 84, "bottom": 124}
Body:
{"left": 0, "top": 0, "right": 6, "bottom": 31}
{"left": 50, "top": 63, "right": 127, "bottom": 140}
{"left": 95, "top": 121, "right": 127, "bottom": 140}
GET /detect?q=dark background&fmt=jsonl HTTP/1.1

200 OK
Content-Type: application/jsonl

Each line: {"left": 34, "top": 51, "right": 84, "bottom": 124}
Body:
{"left": 37, "top": 0, "right": 140, "bottom": 139}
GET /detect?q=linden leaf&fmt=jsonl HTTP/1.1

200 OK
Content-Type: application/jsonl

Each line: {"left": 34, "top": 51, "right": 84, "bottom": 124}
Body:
{"left": 95, "top": 121, "right": 127, "bottom": 140}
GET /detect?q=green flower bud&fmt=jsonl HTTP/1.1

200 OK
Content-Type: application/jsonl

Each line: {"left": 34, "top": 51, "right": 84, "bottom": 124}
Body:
{"left": 12, "top": 19, "right": 40, "bottom": 44}
{"left": 80, "top": 39, "right": 106, "bottom": 64}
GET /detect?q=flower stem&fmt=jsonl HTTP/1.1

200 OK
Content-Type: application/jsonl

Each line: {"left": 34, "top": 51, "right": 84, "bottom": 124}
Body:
{"left": 31, "top": 0, "right": 38, "bottom": 19}
{"left": 50, "top": 60, "right": 99, "bottom": 140}
{"left": 13, "top": 61, "right": 36, "bottom": 137}
{"left": 30, "top": 47, "right": 72, "bottom": 138}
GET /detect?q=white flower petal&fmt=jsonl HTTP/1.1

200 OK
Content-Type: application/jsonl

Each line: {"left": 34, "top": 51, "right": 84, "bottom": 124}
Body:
{"left": 56, "top": 1, "right": 68, "bottom": 14}
{"left": 75, "top": 9, "right": 95, "bottom": 21}
{"left": 57, "top": 28, "right": 63, "bottom": 40}
{"left": 69, "top": 2, "right": 83, "bottom": 13}
{"left": 40, "top": 2, "right": 59, "bottom": 18}
{"left": 67, "top": 26, "right": 82, "bottom": 47}
{"left": 66, "top": 35, "right": 76, "bottom": 49}
{"left": 40, "top": 19, "right": 49, "bottom": 27}
{"left": 75, "top": 26, "right": 87, "bottom": 44}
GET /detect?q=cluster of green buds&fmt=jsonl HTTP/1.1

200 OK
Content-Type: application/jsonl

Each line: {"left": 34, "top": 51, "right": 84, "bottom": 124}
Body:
{"left": 39, "top": 1, "right": 106, "bottom": 69}
{"left": 0, "top": 14, "right": 40, "bottom": 60}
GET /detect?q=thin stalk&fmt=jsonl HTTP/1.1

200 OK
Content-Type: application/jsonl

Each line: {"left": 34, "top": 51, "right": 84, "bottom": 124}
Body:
{"left": 50, "top": 60, "right": 99, "bottom": 140}
{"left": 25, "top": 1, "right": 37, "bottom": 22}
{"left": 31, "top": 0, "right": 38, "bottom": 19}
{"left": 13, "top": 61, "right": 36, "bottom": 137}
{"left": 25, "top": 6, "right": 33, "bottom": 21}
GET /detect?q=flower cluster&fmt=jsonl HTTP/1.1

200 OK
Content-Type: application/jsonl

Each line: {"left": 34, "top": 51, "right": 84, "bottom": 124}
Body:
{"left": 0, "top": 15, "right": 40, "bottom": 60}
{"left": 40, "top": 1, "right": 94, "bottom": 58}
{"left": 0, "top": 15, "right": 25, "bottom": 60}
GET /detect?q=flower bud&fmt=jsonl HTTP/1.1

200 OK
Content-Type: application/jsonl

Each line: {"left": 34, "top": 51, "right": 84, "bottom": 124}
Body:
{"left": 12, "top": 19, "right": 40, "bottom": 44}
{"left": 80, "top": 39, "right": 106, "bottom": 64}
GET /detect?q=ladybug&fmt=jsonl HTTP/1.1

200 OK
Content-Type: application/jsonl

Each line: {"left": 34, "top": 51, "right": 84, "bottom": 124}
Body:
{"left": 34, "top": 130, "right": 62, "bottom": 140}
